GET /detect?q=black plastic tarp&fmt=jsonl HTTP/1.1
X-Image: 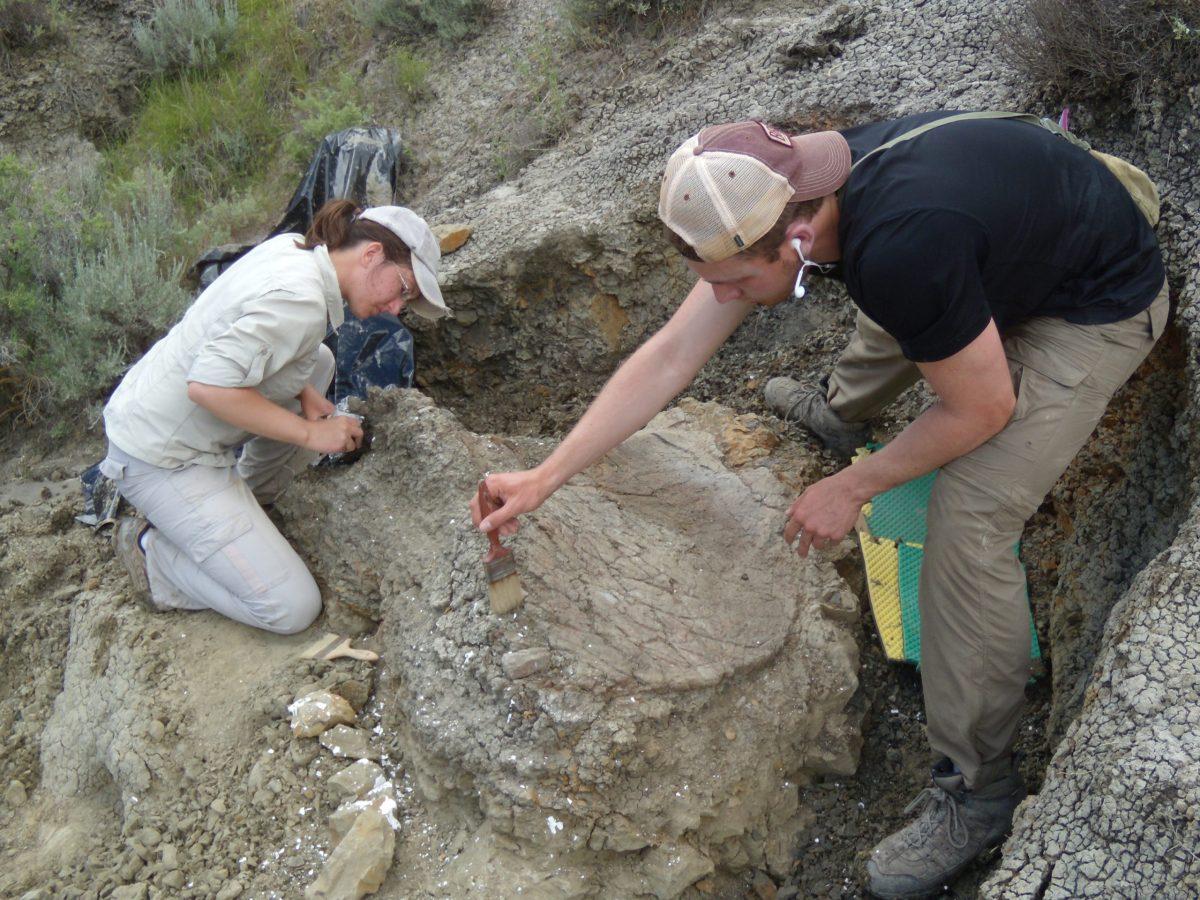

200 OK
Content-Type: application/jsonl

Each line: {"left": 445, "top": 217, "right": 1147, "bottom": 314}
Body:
{"left": 193, "top": 126, "right": 405, "bottom": 289}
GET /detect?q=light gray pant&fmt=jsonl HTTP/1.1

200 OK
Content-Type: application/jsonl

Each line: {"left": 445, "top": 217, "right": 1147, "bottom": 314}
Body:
{"left": 101, "top": 344, "right": 334, "bottom": 635}
{"left": 827, "top": 282, "right": 1168, "bottom": 788}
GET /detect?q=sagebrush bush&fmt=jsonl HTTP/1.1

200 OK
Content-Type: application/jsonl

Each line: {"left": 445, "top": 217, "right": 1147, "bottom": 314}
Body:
{"left": 133, "top": 0, "right": 239, "bottom": 77}
{"left": 114, "top": 0, "right": 312, "bottom": 213}
{"left": 560, "top": 0, "right": 706, "bottom": 38}
{"left": 0, "top": 0, "right": 55, "bottom": 56}
{"left": 0, "top": 158, "right": 189, "bottom": 423}
{"left": 354, "top": 0, "right": 490, "bottom": 44}
{"left": 1003, "top": 0, "right": 1200, "bottom": 101}
{"left": 0, "top": 154, "right": 104, "bottom": 304}
{"left": 284, "top": 76, "right": 370, "bottom": 164}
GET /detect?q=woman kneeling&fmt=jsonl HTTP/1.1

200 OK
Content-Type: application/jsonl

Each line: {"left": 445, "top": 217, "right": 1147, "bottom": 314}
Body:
{"left": 101, "top": 201, "right": 448, "bottom": 634}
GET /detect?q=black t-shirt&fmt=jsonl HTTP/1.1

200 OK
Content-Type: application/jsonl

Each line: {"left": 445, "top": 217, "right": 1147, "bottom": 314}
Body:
{"left": 831, "top": 111, "right": 1165, "bottom": 362}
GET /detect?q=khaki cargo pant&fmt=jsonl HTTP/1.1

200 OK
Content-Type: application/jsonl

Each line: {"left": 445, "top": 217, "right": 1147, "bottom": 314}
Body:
{"left": 101, "top": 344, "right": 335, "bottom": 635}
{"left": 826, "top": 281, "right": 1168, "bottom": 788}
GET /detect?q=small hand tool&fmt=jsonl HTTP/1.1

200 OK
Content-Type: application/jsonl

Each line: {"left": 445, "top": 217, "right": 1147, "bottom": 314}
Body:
{"left": 477, "top": 480, "right": 524, "bottom": 614}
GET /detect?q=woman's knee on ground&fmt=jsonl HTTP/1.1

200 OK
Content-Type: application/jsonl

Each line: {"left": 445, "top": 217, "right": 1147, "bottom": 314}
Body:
{"left": 257, "top": 573, "right": 323, "bottom": 635}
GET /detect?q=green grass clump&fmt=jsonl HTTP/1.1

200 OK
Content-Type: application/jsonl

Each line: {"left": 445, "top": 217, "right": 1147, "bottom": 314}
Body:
{"left": 123, "top": 68, "right": 277, "bottom": 206}
{"left": 390, "top": 46, "right": 431, "bottom": 102}
{"left": 354, "top": 0, "right": 490, "bottom": 44}
{"left": 133, "top": 0, "right": 239, "bottom": 77}
{"left": 0, "top": 156, "right": 189, "bottom": 424}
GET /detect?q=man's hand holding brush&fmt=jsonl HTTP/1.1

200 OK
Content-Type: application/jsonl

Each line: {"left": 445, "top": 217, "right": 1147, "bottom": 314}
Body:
{"left": 469, "top": 469, "right": 556, "bottom": 535}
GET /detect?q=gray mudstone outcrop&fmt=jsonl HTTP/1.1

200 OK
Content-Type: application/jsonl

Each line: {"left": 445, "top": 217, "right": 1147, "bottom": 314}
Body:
{"left": 282, "top": 390, "right": 862, "bottom": 896}
{"left": 7, "top": 0, "right": 1197, "bottom": 893}
{"left": 983, "top": 543, "right": 1200, "bottom": 898}
{"left": 40, "top": 596, "right": 181, "bottom": 801}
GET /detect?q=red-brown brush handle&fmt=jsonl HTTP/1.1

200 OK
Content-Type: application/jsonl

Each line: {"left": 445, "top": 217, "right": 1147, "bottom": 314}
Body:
{"left": 477, "top": 481, "right": 506, "bottom": 560}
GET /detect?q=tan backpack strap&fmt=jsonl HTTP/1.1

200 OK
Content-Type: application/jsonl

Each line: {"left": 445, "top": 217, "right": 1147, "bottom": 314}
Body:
{"left": 849, "top": 111, "right": 1078, "bottom": 173}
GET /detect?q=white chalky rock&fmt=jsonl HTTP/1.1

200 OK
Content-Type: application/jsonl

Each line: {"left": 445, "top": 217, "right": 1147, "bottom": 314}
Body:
{"left": 290, "top": 690, "right": 357, "bottom": 738}
{"left": 331, "top": 778, "right": 398, "bottom": 845}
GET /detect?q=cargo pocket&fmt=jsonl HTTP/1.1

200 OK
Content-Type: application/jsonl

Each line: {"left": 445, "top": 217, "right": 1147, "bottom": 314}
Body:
{"left": 987, "top": 352, "right": 1108, "bottom": 517}
{"left": 1003, "top": 319, "right": 1098, "bottom": 397}
{"left": 98, "top": 458, "right": 127, "bottom": 481}
{"left": 187, "top": 508, "right": 293, "bottom": 597}
{"left": 169, "top": 463, "right": 239, "bottom": 506}
{"left": 991, "top": 353, "right": 1090, "bottom": 468}
{"left": 188, "top": 511, "right": 254, "bottom": 565}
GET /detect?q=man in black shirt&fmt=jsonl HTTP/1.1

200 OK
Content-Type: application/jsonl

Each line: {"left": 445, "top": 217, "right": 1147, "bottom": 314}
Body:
{"left": 469, "top": 113, "right": 1167, "bottom": 898}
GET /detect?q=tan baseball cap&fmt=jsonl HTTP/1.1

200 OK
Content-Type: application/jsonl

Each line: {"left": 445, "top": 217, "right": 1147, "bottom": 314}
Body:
{"left": 658, "top": 121, "right": 851, "bottom": 262}
{"left": 357, "top": 206, "right": 451, "bottom": 319}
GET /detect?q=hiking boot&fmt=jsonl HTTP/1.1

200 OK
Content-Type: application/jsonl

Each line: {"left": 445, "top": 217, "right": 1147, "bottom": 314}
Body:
{"left": 113, "top": 516, "right": 162, "bottom": 613}
{"left": 865, "top": 758, "right": 1026, "bottom": 899}
{"left": 764, "top": 376, "right": 870, "bottom": 457}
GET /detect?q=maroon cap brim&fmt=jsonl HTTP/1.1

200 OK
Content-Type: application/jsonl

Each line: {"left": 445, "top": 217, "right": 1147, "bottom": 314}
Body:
{"left": 697, "top": 121, "right": 851, "bottom": 201}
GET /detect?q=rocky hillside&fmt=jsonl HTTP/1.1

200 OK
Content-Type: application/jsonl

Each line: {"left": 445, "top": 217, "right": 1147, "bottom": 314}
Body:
{"left": 0, "top": 0, "right": 1197, "bottom": 897}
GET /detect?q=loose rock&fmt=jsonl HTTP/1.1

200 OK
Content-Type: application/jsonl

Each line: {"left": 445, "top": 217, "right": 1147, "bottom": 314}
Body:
{"left": 319, "top": 725, "right": 379, "bottom": 761}
{"left": 432, "top": 223, "right": 472, "bottom": 254}
{"left": 305, "top": 806, "right": 396, "bottom": 899}
{"left": 328, "top": 760, "right": 387, "bottom": 800}
{"left": 5, "top": 780, "right": 26, "bottom": 806}
{"left": 290, "top": 690, "right": 358, "bottom": 738}
{"left": 500, "top": 648, "right": 550, "bottom": 679}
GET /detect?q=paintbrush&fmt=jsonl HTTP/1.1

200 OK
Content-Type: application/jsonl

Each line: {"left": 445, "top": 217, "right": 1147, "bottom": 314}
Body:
{"left": 477, "top": 480, "right": 524, "bottom": 614}
{"left": 300, "top": 632, "right": 379, "bottom": 662}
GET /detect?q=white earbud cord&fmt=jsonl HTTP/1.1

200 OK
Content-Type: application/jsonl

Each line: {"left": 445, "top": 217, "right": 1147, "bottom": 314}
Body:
{"left": 791, "top": 237, "right": 833, "bottom": 300}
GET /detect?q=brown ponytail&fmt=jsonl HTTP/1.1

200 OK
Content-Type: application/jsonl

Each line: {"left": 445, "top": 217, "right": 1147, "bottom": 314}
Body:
{"left": 295, "top": 199, "right": 412, "bottom": 266}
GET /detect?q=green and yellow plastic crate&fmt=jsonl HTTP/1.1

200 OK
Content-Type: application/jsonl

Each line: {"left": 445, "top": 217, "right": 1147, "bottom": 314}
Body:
{"left": 852, "top": 446, "right": 1041, "bottom": 667}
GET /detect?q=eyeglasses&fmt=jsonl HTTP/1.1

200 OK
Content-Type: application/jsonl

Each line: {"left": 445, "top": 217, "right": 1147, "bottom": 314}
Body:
{"left": 399, "top": 270, "right": 422, "bottom": 305}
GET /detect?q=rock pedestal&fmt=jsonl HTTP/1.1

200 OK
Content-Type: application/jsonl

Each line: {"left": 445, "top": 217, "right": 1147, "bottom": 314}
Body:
{"left": 284, "top": 391, "right": 862, "bottom": 896}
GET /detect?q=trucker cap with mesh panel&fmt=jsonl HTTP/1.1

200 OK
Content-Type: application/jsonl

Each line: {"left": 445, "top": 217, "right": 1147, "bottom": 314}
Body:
{"left": 658, "top": 121, "right": 851, "bottom": 262}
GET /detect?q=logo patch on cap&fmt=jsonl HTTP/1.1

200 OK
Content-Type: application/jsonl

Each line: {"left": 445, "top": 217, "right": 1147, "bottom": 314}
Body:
{"left": 758, "top": 122, "right": 792, "bottom": 147}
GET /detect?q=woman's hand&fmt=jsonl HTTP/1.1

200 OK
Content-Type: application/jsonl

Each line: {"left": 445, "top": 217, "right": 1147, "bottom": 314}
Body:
{"left": 303, "top": 415, "right": 364, "bottom": 455}
{"left": 299, "top": 383, "right": 335, "bottom": 420}
{"left": 470, "top": 469, "right": 554, "bottom": 537}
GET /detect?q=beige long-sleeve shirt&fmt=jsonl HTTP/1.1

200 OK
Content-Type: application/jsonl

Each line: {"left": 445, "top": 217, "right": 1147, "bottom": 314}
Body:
{"left": 104, "top": 234, "right": 345, "bottom": 468}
